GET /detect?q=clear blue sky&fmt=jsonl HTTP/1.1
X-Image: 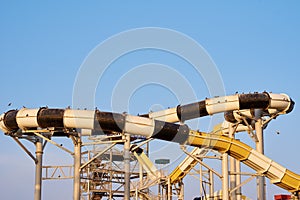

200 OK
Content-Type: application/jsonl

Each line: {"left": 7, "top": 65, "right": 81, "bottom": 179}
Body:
{"left": 0, "top": 1, "right": 300, "bottom": 199}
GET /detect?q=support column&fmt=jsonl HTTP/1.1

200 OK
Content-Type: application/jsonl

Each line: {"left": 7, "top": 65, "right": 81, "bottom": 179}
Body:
{"left": 229, "top": 124, "right": 237, "bottom": 200}
{"left": 73, "top": 137, "right": 81, "bottom": 200}
{"left": 124, "top": 134, "right": 131, "bottom": 200}
{"left": 209, "top": 169, "right": 214, "bottom": 199}
{"left": 255, "top": 109, "right": 266, "bottom": 200}
{"left": 199, "top": 166, "right": 203, "bottom": 197}
{"left": 222, "top": 153, "right": 229, "bottom": 200}
{"left": 87, "top": 150, "right": 91, "bottom": 200}
{"left": 236, "top": 159, "right": 242, "bottom": 200}
{"left": 167, "top": 177, "right": 172, "bottom": 200}
{"left": 34, "top": 137, "right": 43, "bottom": 200}
{"left": 109, "top": 148, "right": 113, "bottom": 200}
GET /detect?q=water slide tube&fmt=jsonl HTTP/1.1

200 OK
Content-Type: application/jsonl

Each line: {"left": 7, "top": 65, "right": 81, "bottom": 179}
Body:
{"left": 141, "top": 92, "right": 294, "bottom": 123}
{"left": 0, "top": 92, "right": 297, "bottom": 191}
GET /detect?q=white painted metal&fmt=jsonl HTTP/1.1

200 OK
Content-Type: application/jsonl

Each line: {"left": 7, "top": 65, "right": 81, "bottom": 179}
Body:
{"left": 124, "top": 134, "right": 131, "bottom": 200}
{"left": 178, "top": 148, "right": 202, "bottom": 171}
{"left": 148, "top": 107, "right": 179, "bottom": 123}
{"left": 268, "top": 93, "right": 291, "bottom": 112}
{"left": 64, "top": 109, "right": 95, "bottom": 129}
{"left": 133, "top": 151, "right": 159, "bottom": 180}
{"left": 245, "top": 149, "right": 272, "bottom": 173}
{"left": 267, "top": 161, "right": 286, "bottom": 183}
{"left": 221, "top": 121, "right": 250, "bottom": 135}
{"left": 229, "top": 124, "right": 237, "bottom": 200}
{"left": 206, "top": 95, "right": 239, "bottom": 115}
{"left": 209, "top": 169, "right": 214, "bottom": 198}
{"left": 34, "top": 137, "right": 43, "bottom": 200}
{"left": 199, "top": 166, "right": 203, "bottom": 197}
{"left": 222, "top": 153, "right": 229, "bottom": 200}
{"left": 233, "top": 110, "right": 253, "bottom": 121}
{"left": 124, "top": 115, "right": 154, "bottom": 137}
{"left": 255, "top": 110, "right": 266, "bottom": 200}
{"left": 236, "top": 159, "right": 242, "bottom": 200}
{"left": 80, "top": 129, "right": 92, "bottom": 136}
{"left": 16, "top": 108, "right": 40, "bottom": 129}
{"left": 73, "top": 137, "right": 81, "bottom": 200}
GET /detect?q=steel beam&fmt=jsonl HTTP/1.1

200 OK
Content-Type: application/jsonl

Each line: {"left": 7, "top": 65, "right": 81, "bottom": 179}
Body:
{"left": 34, "top": 137, "right": 43, "bottom": 200}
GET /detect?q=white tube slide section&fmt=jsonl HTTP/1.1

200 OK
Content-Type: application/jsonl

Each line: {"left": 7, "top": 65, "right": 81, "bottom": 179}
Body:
{"left": 142, "top": 92, "right": 294, "bottom": 123}
{"left": 63, "top": 109, "right": 95, "bottom": 129}
{"left": 16, "top": 108, "right": 40, "bottom": 129}
{"left": 148, "top": 107, "right": 179, "bottom": 123}
{"left": 124, "top": 115, "right": 155, "bottom": 137}
{"left": 205, "top": 95, "right": 239, "bottom": 115}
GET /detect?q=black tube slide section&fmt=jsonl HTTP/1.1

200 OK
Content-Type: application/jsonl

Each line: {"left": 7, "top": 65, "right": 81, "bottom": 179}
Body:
{"left": 0, "top": 108, "right": 189, "bottom": 144}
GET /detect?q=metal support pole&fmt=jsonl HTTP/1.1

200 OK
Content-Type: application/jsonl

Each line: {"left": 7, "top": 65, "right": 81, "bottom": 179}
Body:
{"left": 222, "top": 153, "right": 229, "bottom": 200}
{"left": 199, "top": 165, "right": 203, "bottom": 197}
{"left": 73, "top": 137, "right": 81, "bottom": 200}
{"left": 229, "top": 124, "right": 237, "bottom": 200}
{"left": 87, "top": 151, "right": 91, "bottom": 200}
{"left": 109, "top": 148, "right": 113, "bottom": 200}
{"left": 34, "top": 137, "right": 43, "bottom": 200}
{"left": 236, "top": 159, "right": 242, "bottom": 200}
{"left": 167, "top": 177, "right": 172, "bottom": 200}
{"left": 209, "top": 169, "right": 214, "bottom": 199}
{"left": 255, "top": 109, "right": 266, "bottom": 200}
{"left": 124, "top": 134, "right": 131, "bottom": 200}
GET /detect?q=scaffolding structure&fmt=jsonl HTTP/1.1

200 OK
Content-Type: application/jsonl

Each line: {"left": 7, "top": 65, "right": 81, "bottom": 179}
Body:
{"left": 1, "top": 92, "right": 299, "bottom": 200}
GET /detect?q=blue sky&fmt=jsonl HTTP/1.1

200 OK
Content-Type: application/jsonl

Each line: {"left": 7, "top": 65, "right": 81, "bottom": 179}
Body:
{"left": 0, "top": 1, "right": 300, "bottom": 199}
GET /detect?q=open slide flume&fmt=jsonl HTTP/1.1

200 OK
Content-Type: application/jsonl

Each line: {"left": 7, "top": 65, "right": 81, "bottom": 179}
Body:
{"left": 187, "top": 130, "right": 300, "bottom": 193}
{"left": 0, "top": 92, "right": 298, "bottom": 194}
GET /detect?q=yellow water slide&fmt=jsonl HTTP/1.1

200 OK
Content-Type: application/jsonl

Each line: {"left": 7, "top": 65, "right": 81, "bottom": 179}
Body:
{"left": 186, "top": 130, "right": 300, "bottom": 193}
{"left": 168, "top": 122, "right": 250, "bottom": 184}
{"left": 169, "top": 147, "right": 206, "bottom": 184}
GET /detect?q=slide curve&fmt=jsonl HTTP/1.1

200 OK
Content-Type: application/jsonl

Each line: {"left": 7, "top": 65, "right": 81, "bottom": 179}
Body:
{"left": 0, "top": 92, "right": 298, "bottom": 192}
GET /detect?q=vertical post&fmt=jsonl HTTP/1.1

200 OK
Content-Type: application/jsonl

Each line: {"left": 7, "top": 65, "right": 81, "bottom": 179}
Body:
{"left": 255, "top": 109, "right": 266, "bottom": 200}
{"left": 222, "top": 153, "right": 229, "bottom": 200}
{"left": 167, "top": 177, "right": 172, "bottom": 200}
{"left": 87, "top": 150, "right": 91, "bottom": 200}
{"left": 124, "top": 134, "right": 131, "bottom": 200}
{"left": 229, "top": 124, "right": 237, "bottom": 200}
{"left": 158, "top": 182, "right": 161, "bottom": 200}
{"left": 109, "top": 148, "right": 113, "bottom": 200}
{"left": 209, "top": 169, "right": 214, "bottom": 199}
{"left": 236, "top": 159, "right": 242, "bottom": 200}
{"left": 73, "top": 137, "right": 81, "bottom": 200}
{"left": 199, "top": 165, "right": 203, "bottom": 197}
{"left": 34, "top": 137, "right": 43, "bottom": 200}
